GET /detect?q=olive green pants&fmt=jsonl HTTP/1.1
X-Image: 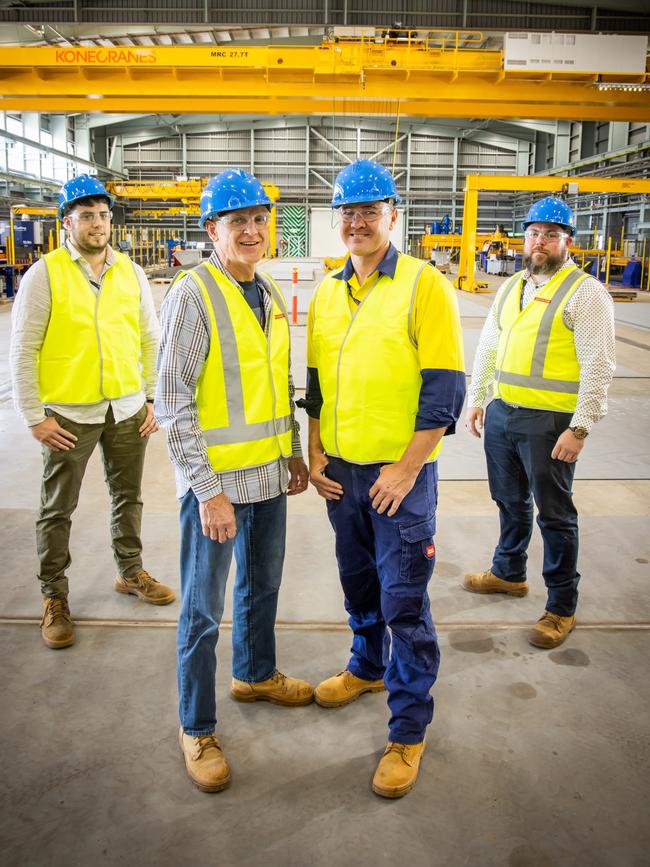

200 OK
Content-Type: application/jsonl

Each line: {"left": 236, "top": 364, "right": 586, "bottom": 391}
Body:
{"left": 36, "top": 405, "right": 148, "bottom": 598}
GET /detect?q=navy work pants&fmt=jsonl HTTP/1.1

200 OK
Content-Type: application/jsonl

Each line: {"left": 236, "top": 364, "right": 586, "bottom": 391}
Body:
{"left": 484, "top": 399, "right": 580, "bottom": 616}
{"left": 325, "top": 457, "right": 439, "bottom": 744}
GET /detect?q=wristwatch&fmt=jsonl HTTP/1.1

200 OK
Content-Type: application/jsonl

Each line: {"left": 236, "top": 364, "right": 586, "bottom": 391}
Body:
{"left": 569, "top": 426, "right": 588, "bottom": 440}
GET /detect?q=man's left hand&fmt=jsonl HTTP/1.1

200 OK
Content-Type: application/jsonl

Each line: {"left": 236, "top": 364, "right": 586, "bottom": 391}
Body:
{"left": 139, "top": 403, "right": 159, "bottom": 437}
{"left": 551, "top": 429, "right": 584, "bottom": 463}
{"left": 288, "top": 457, "right": 309, "bottom": 495}
{"left": 369, "top": 462, "right": 418, "bottom": 517}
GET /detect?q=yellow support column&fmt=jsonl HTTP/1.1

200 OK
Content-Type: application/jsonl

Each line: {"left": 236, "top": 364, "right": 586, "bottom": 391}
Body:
{"left": 8, "top": 216, "right": 15, "bottom": 265}
{"left": 605, "top": 236, "right": 612, "bottom": 286}
{"left": 640, "top": 239, "right": 647, "bottom": 290}
{"left": 455, "top": 182, "right": 479, "bottom": 292}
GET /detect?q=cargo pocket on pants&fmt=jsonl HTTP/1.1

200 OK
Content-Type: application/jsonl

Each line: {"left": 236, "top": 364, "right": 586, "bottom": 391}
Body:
{"left": 398, "top": 518, "right": 436, "bottom": 584}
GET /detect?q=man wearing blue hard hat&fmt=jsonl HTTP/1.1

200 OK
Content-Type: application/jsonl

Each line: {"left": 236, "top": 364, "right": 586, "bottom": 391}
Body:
{"left": 302, "top": 159, "right": 465, "bottom": 798}
{"left": 464, "top": 196, "right": 615, "bottom": 648}
{"left": 155, "top": 168, "right": 312, "bottom": 793}
{"left": 10, "top": 173, "right": 172, "bottom": 650}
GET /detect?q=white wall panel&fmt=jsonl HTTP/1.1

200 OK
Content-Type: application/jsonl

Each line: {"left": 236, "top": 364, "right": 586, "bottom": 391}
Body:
{"left": 309, "top": 207, "right": 404, "bottom": 257}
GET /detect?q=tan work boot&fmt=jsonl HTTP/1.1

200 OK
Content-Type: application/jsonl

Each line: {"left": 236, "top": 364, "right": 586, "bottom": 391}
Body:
{"left": 463, "top": 568, "right": 529, "bottom": 597}
{"left": 178, "top": 728, "right": 231, "bottom": 793}
{"left": 372, "top": 741, "right": 426, "bottom": 799}
{"left": 41, "top": 596, "right": 75, "bottom": 649}
{"left": 230, "top": 670, "right": 314, "bottom": 706}
{"left": 314, "top": 669, "right": 386, "bottom": 708}
{"left": 528, "top": 611, "right": 576, "bottom": 649}
{"left": 114, "top": 569, "right": 175, "bottom": 605}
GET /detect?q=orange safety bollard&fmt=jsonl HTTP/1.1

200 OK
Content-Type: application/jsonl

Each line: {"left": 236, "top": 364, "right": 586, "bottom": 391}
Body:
{"left": 291, "top": 266, "right": 299, "bottom": 325}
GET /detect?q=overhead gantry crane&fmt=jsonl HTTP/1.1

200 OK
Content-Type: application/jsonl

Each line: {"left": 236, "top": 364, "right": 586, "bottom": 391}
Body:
{"left": 456, "top": 175, "right": 650, "bottom": 292}
{"left": 0, "top": 31, "right": 648, "bottom": 121}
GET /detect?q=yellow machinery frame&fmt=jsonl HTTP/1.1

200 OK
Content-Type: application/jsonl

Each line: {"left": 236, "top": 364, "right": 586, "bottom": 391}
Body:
{"left": 0, "top": 37, "right": 648, "bottom": 120}
{"left": 105, "top": 179, "right": 281, "bottom": 257}
{"left": 7, "top": 206, "right": 60, "bottom": 265}
{"left": 456, "top": 175, "right": 650, "bottom": 292}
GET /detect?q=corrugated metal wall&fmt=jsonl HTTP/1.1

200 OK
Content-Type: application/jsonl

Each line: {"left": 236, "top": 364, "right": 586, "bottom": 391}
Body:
{"left": 121, "top": 122, "right": 522, "bottom": 244}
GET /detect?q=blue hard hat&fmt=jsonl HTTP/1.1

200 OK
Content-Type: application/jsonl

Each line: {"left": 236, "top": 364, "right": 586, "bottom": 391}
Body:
{"left": 199, "top": 168, "right": 272, "bottom": 228}
{"left": 331, "top": 159, "right": 401, "bottom": 208}
{"left": 522, "top": 196, "right": 576, "bottom": 235}
{"left": 58, "top": 174, "right": 113, "bottom": 219}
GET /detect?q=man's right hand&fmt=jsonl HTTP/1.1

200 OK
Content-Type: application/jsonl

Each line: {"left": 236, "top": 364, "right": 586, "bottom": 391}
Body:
{"left": 30, "top": 417, "right": 78, "bottom": 451}
{"left": 308, "top": 450, "right": 344, "bottom": 501}
{"left": 199, "top": 493, "right": 237, "bottom": 544}
{"left": 465, "top": 407, "right": 485, "bottom": 439}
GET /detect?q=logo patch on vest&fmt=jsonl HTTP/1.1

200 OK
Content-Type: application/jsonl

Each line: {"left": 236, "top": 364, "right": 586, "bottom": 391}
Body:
{"left": 425, "top": 543, "right": 436, "bottom": 559}
{"left": 274, "top": 312, "right": 286, "bottom": 320}
{"left": 534, "top": 296, "right": 552, "bottom": 304}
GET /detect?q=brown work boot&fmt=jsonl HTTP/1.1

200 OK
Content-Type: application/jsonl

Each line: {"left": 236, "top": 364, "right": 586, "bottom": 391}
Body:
{"left": 528, "top": 611, "right": 576, "bottom": 649}
{"left": 231, "top": 670, "right": 314, "bottom": 706}
{"left": 40, "top": 595, "right": 75, "bottom": 649}
{"left": 372, "top": 741, "right": 426, "bottom": 799}
{"left": 314, "top": 669, "right": 386, "bottom": 708}
{"left": 463, "top": 568, "right": 529, "bottom": 597}
{"left": 178, "top": 728, "right": 231, "bottom": 793}
{"left": 114, "top": 569, "right": 175, "bottom": 605}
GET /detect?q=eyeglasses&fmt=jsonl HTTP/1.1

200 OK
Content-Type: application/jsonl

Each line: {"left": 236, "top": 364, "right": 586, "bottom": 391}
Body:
{"left": 72, "top": 211, "right": 112, "bottom": 223}
{"left": 217, "top": 213, "right": 271, "bottom": 229}
{"left": 524, "top": 229, "right": 567, "bottom": 242}
{"left": 338, "top": 205, "right": 392, "bottom": 223}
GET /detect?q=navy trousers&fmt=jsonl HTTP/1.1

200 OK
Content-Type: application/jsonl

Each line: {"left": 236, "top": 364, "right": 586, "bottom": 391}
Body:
{"left": 484, "top": 399, "right": 580, "bottom": 616}
{"left": 325, "top": 458, "right": 439, "bottom": 744}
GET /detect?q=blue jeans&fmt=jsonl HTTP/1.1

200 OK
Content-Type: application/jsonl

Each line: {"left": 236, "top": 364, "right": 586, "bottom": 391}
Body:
{"left": 484, "top": 399, "right": 580, "bottom": 616}
{"left": 177, "top": 490, "right": 287, "bottom": 736}
{"left": 325, "top": 458, "right": 439, "bottom": 745}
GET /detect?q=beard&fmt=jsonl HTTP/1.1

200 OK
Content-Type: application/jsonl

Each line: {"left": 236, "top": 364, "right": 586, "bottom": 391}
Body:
{"left": 523, "top": 249, "right": 566, "bottom": 276}
{"left": 70, "top": 232, "right": 109, "bottom": 256}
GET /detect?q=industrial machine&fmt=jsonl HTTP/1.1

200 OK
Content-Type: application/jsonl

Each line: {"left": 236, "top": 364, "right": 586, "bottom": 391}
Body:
{"left": 105, "top": 179, "right": 281, "bottom": 263}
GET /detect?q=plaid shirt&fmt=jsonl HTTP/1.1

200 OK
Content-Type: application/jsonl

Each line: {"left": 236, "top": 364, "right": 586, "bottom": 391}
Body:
{"left": 155, "top": 251, "right": 302, "bottom": 504}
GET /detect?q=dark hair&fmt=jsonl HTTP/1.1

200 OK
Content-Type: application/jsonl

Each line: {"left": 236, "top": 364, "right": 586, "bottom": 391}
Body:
{"left": 61, "top": 195, "right": 111, "bottom": 219}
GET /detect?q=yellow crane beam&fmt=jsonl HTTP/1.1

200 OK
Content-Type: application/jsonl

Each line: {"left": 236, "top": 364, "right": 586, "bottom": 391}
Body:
{"left": 106, "top": 179, "right": 280, "bottom": 203}
{"left": 10, "top": 206, "right": 58, "bottom": 217}
{"left": 456, "top": 174, "right": 650, "bottom": 292}
{"left": 130, "top": 208, "right": 200, "bottom": 218}
{"left": 0, "top": 42, "right": 648, "bottom": 121}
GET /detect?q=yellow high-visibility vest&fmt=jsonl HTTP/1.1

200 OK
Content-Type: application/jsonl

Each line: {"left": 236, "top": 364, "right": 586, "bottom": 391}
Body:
{"left": 493, "top": 264, "right": 588, "bottom": 412}
{"left": 311, "top": 253, "right": 442, "bottom": 464}
{"left": 189, "top": 262, "right": 292, "bottom": 473}
{"left": 39, "top": 246, "right": 142, "bottom": 404}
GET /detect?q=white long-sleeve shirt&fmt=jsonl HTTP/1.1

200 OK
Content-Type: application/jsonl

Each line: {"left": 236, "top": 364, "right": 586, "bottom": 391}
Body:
{"left": 467, "top": 259, "right": 616, "bottom": 432}
{"left": 10, "top": 240, "right": 159, "bottom": 428}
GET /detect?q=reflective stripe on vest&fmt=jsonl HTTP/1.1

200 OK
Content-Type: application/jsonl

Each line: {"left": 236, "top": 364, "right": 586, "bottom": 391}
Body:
{"left": 190, "top": 263, "right": 292, "bottom": 472}
{"left": 312, "top": 254, "right": 441, "bottom": 464}
{"left": 39, "top": 246, "right": 142, "bottom": 404}
{"left": 494, "top": 266, "right": 586, "bottom": 408}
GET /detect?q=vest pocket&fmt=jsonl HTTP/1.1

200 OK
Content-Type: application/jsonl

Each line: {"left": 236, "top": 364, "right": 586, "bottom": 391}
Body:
{"left": 398, "top": 518, "right": 436, "bottom": 584}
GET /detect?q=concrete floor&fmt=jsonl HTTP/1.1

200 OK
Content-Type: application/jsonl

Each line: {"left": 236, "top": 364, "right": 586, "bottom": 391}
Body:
{"left": 1, "top": 268, "right": 649, "bottom": 867}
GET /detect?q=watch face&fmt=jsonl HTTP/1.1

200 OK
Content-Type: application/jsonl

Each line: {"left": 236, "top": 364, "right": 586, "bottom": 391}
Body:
{"left": 571, "top": 427, "right": 588, "bottom": 440}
